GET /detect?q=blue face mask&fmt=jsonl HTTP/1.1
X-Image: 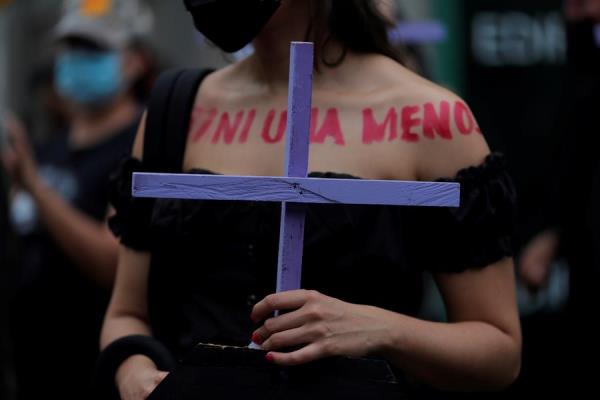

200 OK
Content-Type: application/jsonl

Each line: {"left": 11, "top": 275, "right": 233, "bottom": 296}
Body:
{"left": 55, "top": 50, "right": 123, "bottom": 107}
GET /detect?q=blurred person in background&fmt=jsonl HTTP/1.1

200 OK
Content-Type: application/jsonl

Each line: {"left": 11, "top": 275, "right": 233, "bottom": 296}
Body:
{"left": 518, "top": 0, "right": 600, "bottom": 394}
{"left": 0, "top": 0, "right": 156, "bottom": 399}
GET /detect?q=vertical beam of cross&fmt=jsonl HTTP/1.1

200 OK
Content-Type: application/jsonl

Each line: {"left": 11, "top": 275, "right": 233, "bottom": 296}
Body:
{"left": 275, "top": 42, "right": 314, "bottom": 294}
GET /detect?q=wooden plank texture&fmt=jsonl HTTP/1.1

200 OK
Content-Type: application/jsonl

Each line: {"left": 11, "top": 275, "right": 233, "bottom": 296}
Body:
{"left": 132, "top": 173, "right": 461, "bottom": 207}
{"left": 276, "top": 42, "right": 314, "bottom": 293}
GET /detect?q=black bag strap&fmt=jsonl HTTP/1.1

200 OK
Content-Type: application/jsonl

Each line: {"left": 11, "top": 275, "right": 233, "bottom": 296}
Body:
{"left": 143, "top": 68, "right": 213, "bottom": 172}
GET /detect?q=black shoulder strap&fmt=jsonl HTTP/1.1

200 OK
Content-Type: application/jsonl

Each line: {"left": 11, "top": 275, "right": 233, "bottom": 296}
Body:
{"left": 144, "top": 68, "right": 213, "bottom": 172}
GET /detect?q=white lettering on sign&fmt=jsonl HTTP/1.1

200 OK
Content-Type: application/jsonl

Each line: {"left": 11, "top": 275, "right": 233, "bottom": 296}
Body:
{"left": 472, "top": 12, "right": 566, "bottom": 67}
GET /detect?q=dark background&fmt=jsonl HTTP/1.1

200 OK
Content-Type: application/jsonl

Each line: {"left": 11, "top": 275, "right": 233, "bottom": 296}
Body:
{"left": 464, "top": 0, "right": 566, "bottom": 245}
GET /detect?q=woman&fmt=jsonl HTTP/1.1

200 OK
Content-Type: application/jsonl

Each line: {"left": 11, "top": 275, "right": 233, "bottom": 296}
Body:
{"left": 101, "top": 1, "right": 521, "bottom": 398}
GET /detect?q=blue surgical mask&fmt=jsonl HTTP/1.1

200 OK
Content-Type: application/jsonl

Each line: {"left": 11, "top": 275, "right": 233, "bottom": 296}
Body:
{"left": 55, "top": 50, "right": 123, "bottom": 107}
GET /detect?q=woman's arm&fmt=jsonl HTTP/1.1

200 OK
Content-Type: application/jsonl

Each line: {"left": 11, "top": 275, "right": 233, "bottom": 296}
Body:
{"left": 101, "top": 246, "right": 169, "bottom": 400}
{"left": 100, "top": 246, "right": 152, "bottom": 348}
{"left": 383, "top": 95, "right": 520, "bottom": 390}
{"left": 101, "top": 113, "right": 150, "bottom": 348}
{"left": 382, "top": 258, "right": 522, "bottom": 391}
{"left": 396, "top": 96, "right": 521, "bottom": 389}
{"left": 99, "top": 114, "right": 169, "bottom": 399}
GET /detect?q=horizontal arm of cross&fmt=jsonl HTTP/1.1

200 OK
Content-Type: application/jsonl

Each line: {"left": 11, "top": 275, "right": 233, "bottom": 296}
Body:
{"left": 132, "top": 173, "right": 460, "bottom": 207}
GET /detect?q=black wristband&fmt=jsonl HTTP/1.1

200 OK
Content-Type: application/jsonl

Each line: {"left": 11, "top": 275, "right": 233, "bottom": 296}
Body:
{"left": 94, "top": 335, "right": 176, "bottom": 400}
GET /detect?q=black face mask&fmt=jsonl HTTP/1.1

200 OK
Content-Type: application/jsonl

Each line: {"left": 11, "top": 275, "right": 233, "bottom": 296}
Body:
{"left": 184, "top": 0, "right": 282, "bottom": 53}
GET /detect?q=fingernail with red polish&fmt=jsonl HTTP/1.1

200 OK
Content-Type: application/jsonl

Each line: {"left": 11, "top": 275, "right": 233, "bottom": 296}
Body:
{"left": 265, "top": 353, "right": 275, "bottom": 363}
{"left": 252, "top": 332, "right": 263, "bottom": 345}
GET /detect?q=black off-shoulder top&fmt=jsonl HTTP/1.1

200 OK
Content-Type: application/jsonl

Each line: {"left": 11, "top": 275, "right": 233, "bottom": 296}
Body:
{"left": 109, "top": 153, "right": 516, "bottom": 360}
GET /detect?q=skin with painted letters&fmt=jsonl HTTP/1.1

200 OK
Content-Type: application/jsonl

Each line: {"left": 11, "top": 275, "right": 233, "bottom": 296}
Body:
{"left": 190, "top": 101, "right": 481, "bottom": 146}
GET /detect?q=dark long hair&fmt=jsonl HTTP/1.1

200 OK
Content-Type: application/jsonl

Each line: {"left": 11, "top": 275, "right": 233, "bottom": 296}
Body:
{"left": 307, "top": 0, "right": 402, "bottom": 67}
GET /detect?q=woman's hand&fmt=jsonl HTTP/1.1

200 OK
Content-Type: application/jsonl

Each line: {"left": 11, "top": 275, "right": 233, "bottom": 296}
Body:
{"left": 1, "top": 112, "right": 41, "bottom": 192}
{"left": 250, "top": 289, "right": 396, "bottom": 366}
{"left": 116, "top": 355, "right": 169, "bottom": 400}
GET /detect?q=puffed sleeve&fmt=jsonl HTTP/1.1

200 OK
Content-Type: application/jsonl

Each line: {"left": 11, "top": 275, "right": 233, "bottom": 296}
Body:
{"left": 402, "top": 153, "right": 517, "bottom": 273}
{"left": 108, "top": 158, "right": 156, "bottom": 252}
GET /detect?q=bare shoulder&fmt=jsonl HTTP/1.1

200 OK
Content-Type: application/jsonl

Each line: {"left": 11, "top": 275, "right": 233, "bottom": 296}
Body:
{"left": 375, "top": 58, "right": 492, "bottom": 181}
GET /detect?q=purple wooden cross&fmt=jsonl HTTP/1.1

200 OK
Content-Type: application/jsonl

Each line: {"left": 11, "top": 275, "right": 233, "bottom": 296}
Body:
{"left": 133, "top": 42, "right": 460, "bottom": 295}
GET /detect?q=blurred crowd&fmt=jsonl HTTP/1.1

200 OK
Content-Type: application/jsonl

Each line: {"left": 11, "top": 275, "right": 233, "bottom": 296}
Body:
{"left": 1, "top": 0, "right": 599, "bottom": 399}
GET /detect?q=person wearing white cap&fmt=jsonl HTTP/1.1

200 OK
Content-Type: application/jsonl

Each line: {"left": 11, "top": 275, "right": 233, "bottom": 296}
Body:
{"left": 52, "top": 0, "right": 154, "bottom": 109}
{"left": 1, "top": 1, "right": 155, "bottom": 399}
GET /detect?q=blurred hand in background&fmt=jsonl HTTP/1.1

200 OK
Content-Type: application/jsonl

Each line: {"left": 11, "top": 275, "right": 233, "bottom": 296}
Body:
{"left": 565, "top": 0, "right": 600, "bottom": 21}
{"left": 519, "top": 230, "right": 560, "bottom": 291}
